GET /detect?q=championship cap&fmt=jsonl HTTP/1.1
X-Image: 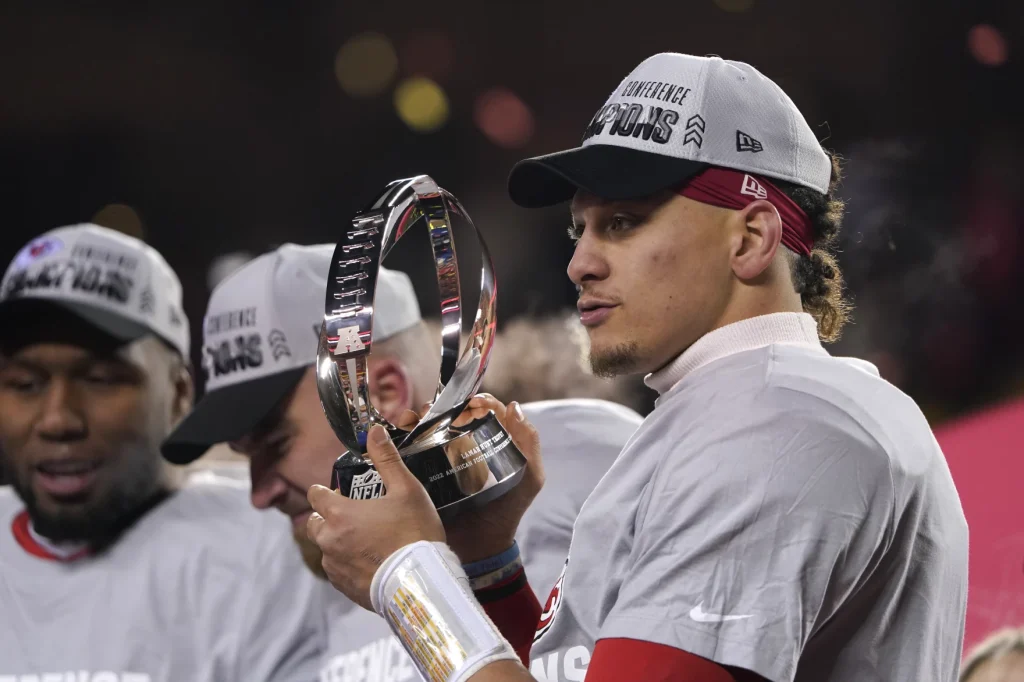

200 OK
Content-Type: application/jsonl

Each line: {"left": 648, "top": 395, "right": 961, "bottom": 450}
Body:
{"left": 0, "top": 224, "right": 190, "bottom": 357}
{"left": 508, "top": 53, "right": 831, "bottom": 208}
{"left": 162, "top": 243, "right": 421, "bottom": 464}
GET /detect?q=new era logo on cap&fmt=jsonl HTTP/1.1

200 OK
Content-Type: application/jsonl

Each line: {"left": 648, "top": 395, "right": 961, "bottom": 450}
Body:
{"left": 508, "top": 52, "right": 831, "bottom": 208}
{"left": 0, "top": 224, "right": 190, "bottom": 357}
{"left": 740, "top": 174, "right": 768, "bottom": 200}
{"left": 736, "top": 130, "right": 763, "bottom": 153}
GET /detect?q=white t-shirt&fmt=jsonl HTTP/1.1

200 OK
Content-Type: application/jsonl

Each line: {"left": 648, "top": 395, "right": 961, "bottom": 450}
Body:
{"left": 0, "top": 473, "right": 327, "bottom": 682}
{"left": 530, "top": 313, "right": 969, "bottom": 682}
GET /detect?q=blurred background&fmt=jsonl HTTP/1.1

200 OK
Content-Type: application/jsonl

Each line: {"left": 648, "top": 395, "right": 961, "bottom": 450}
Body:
{"left": 2, "top": 0, "right": 1022, "bottom": 422}
{"left": 1, "top": 0, "right": 1022, "bottom": 651}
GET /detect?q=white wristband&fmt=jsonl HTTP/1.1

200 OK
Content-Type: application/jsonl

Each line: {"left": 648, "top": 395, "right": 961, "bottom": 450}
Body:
{"left": 370, "top": 541, "right": 519, "bottom": 682}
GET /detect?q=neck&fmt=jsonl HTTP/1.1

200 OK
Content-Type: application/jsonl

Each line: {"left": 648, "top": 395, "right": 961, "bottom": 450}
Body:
{"left": 645, "top": 311, "right": 824, "bottom": 395}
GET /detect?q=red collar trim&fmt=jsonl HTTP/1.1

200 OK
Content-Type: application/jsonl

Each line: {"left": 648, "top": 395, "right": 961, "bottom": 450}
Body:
{"left": 11, "top": 510, "right": 90, "bottom": 562}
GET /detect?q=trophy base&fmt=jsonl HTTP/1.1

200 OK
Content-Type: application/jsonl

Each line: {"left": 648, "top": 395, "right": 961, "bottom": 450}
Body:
{"left": 330, "top": 412, "right": 527, "bottom": 521}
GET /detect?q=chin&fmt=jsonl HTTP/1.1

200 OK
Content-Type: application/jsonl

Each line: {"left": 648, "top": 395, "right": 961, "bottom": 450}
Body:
{"left": 588, "top": 340, "right": 642, "bottom": 378}
{"left": 292, "top": 527, "right": 328, "bottom": 580}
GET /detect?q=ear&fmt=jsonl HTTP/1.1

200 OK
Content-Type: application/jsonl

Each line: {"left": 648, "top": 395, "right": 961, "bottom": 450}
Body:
{"left": 730, "top": 199, "right": 784, "bottom": 281}
{"left": 367, "top": 356, "right": 413, "bottom": 424}
{"left": 171, "top": 362, "right": 195, "bottom": 426}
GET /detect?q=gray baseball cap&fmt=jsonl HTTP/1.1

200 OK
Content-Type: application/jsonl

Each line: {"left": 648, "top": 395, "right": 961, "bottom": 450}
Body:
{"left": 162, "top": 243, "right": 420, "bottom": 464}
{"left": 507, "top": 53, "right": 830, "bottom": 207}
{"left": 0, "top": 224, "right": 190, "bottom": 357}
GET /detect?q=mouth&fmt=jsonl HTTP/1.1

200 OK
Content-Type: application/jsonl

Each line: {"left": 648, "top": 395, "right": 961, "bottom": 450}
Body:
{"left": 34, "top": 458, "right": 104, "bottom": 499}
{"left": 577, "top": 299, "right": 619, "bottom": 327}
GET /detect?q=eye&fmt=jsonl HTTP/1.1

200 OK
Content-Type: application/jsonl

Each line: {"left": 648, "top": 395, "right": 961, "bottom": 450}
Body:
{"left": 264, "top": 433, "right": 293, "bottom": 462}
{"left": 84, "top": 370, "right": 123, "bottom": 386}
{"left": 82, "top": 364, "right": 136, "bottom": 387}
{"left": 608, "top": 214, "right": 639, "bottom": 232}
{"left": 567, "top": 223, "right": 584, "bottom": 242}
{"left": 0, "top": 375, "right": 41, "bottom": 393}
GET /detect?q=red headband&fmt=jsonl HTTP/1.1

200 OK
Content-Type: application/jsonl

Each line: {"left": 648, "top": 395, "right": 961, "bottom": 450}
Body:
{"left": 677, "top": 167, "right": 814, "bottom": 256}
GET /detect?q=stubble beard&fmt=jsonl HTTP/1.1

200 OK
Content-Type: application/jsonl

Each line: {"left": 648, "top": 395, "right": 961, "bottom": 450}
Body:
{"left": 588, "top": 341, "right": 641, "bottom": 378}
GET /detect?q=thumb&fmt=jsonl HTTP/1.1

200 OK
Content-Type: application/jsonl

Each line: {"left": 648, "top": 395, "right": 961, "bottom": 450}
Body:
{"left": 364, "top": 424, "right": 415, "bottom": 490}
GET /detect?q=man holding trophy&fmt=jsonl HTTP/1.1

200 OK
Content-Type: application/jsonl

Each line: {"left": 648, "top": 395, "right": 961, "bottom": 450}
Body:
{"left": 305, "top": 53, "right": 969, "bottom": 682}
{"left": 161, "top": 238, "right": 641, "bottom": 679}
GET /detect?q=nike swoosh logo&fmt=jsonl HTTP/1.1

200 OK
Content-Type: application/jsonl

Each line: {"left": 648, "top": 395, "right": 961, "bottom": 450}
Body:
{"left": 689, "top": 601, "right": 754, "bottom": 623}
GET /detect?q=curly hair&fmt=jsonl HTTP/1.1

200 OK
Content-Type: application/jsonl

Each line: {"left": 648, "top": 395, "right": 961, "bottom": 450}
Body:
{"left": 772, "top": 152, "right": 851, "bottom": 342}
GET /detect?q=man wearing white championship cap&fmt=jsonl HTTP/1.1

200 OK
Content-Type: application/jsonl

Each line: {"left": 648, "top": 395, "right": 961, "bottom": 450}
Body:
{"left": 161, "top": 243, "right": 642, "bottom": 682}
{"left": 0, "top": 225, "right": 325, "bottom": 681}
{"left": 304, "top": 53, "right": 969, "bottom": 682}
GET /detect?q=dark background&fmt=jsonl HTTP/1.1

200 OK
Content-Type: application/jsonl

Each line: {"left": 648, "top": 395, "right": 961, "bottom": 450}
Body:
{"left": 2, "top": 0, "right": 1022, "bottom": 424}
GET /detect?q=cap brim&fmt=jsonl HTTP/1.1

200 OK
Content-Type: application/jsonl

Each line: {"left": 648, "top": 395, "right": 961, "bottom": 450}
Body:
{"left": 507, "top": 144, "right": 709, "bottom": 208}
{"left": 161, "top": 367, "right": 307, "bottom": 465}
{"left": 0, "top": 297, "right": 150, "bottom": 344}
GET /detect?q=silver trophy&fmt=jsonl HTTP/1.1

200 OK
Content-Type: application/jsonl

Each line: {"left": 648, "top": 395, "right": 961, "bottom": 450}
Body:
{"left": 315, "top": 175, "right": 527, "bottom": 520}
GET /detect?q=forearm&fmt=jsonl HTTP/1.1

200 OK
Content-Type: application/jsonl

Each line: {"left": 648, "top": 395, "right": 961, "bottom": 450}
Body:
{"left": 466, "top": 543, "right": 542, "bottom": 665}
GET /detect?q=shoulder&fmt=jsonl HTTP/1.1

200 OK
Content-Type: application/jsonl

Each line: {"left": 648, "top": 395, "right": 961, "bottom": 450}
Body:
{"left": 644, "top": 350, "right": 902, "bottom": 521}
{"left": 0, "top": 485, "right": 21, "bottom": 511}
{"left": 143, "top": 474, "right": 296, "bottom": 566}
{"left": 522, "top": 398, "right": 643, "bottom": 462}
{"left": 0, "top": 486, "right": 22, "bottom": 534}
{"left": 523, "top": 398, "right": 643, "bottom": 440}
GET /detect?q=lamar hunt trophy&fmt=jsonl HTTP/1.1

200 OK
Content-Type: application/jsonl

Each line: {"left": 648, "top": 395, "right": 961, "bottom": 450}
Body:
{"left": 315, "top": 175, "right": 527, "bottom": 520}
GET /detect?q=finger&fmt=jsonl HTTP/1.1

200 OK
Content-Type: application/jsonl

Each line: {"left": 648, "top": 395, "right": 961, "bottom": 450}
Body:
{"left": 364, "top": 424, "right": 416, "bottom": 490}
{"left": 396, "top": 409, "right": 420, "bottom": 430}
{"left": 468, "top": 393, "right": 507, "bottom": 423}
{"left": 305, "top": 511, "right": 326, "bottom": 543}
{"left": 452, "top": 394, "right": 507, "bottom": 428}
{"left": 308, "top": 483, "right": 339, "bottom": 513}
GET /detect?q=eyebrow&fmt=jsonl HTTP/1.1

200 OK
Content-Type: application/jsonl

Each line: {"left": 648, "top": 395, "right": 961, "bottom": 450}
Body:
{"left": 0, "top": 353, "right": 138, "bottom": 377}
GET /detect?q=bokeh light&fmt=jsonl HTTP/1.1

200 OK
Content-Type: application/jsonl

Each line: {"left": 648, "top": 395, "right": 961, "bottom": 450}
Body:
{"left": 399, "top": 31, "right": 456, "bottom": 83}
{"left": 207, "top": 252, "right": 253, "bottom": 291}
{"left": 393, "top": 77, "right": 449, "bottom": 133}
{"left": 967, "top": 24, "right": 1008, "bottom": 67}
{"left": 474, "top": 88, "right": 535, "bottom": 149}
{"left": 334, "top": 32, "right": 399, "bottom": 98}
{"left": 92, "top": 203, "right": 144, "bottom": 239}
{"left": 714, "top": 0, "right": 755, "bottom": 13}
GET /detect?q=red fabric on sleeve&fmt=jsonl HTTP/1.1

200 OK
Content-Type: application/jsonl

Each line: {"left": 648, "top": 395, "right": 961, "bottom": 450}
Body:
{"left": 475, "top": 572, "right": 542, "bottom": 666}
{"left": 585, "top": 638, "right": 766, "bottom": 682}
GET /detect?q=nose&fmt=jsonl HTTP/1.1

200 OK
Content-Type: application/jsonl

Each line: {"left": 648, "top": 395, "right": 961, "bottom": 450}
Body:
{"left": 35, "top": 378, "right": 86, "bottom": 442}
{"left": 567, "top": 230, "right": 611, "bottom": 288}
{"left": 249, "top": 456, "right": 288, "bottom": 510}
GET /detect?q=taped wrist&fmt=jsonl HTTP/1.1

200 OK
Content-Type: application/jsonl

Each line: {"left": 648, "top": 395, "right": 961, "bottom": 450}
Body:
{"left": 370, "top": 541, "right": 519, "bottom": 682}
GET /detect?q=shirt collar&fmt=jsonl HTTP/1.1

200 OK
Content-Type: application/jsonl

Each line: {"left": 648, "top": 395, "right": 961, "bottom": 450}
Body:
{"left": 644, "top": 312, "right": 824, "bottom": 395}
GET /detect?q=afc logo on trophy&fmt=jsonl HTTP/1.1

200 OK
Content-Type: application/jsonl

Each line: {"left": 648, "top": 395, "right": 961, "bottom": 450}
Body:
{"left": 350, "top": 469, "right": 386, "bottom": 500}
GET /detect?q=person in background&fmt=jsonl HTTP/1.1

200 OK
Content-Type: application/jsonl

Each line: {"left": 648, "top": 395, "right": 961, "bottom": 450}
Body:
{"left": 959, "top": 627, "right": 1024, "bottom": 682}
{"left": 0, "top": 224, "right": 325, "bottom": 681}
{"left": 423, "top": 311, "right": 649, "bottom": 414}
